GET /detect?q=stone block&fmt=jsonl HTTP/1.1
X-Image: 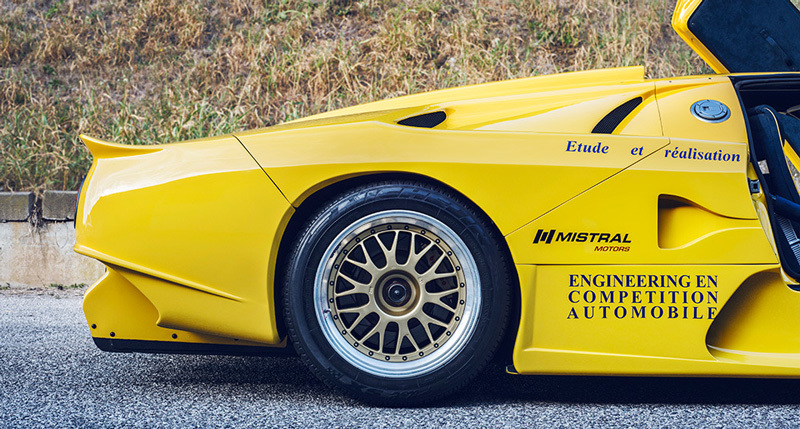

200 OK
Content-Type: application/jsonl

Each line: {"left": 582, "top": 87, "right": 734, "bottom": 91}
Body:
{"left": 42, "top": 191, "right": 78, "bottom": 221}
{"left": 0, "top": 192, "right": 33, "bottom": 221}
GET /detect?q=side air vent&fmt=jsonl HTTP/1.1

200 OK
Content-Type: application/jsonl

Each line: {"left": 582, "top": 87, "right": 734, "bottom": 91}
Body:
{"left": 397, "top": 111, "right": 447, "bottom": 128}
{"left": 592, "top": 97, "right": 643, "bottom": 134}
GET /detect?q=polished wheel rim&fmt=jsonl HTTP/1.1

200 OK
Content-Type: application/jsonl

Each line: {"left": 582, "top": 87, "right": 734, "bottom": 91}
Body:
{"left": 314, "top": 210, "right": 481, "bottom": 378}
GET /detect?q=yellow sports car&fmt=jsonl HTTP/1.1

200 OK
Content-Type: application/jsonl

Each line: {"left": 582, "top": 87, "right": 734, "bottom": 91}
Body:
{"left": 75, "top": 0, "right": 800, "bottom": 404}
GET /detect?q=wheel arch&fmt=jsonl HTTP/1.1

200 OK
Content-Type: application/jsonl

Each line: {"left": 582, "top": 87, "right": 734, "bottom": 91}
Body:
{"left": 272, "top": 171, "right": 521, "bottom": 363}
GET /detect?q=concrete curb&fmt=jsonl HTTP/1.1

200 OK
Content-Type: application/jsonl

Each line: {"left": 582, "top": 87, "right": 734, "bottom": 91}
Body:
{"left": 0, "top": 191, "right": 78, "bottom": 223}
{"left": 43, "top": 191, "right": 78, "bottom": 221}
{"left": 0, "top": 192, "right": 34, "bottom": 221}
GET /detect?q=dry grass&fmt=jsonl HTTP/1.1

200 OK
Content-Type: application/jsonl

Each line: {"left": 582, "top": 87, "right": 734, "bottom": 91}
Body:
{"left": 1, "top": 0, "right": 709, "bottom": 192}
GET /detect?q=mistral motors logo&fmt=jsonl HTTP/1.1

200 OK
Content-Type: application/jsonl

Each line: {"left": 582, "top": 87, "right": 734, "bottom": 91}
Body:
{"left": 533, "top": 229, "right": 632, "bottom": 252}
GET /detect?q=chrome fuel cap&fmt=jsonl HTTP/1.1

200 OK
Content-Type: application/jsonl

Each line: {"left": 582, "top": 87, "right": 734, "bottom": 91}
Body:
{"left": 691, "top": 99, "right": 730, "bottom": 123}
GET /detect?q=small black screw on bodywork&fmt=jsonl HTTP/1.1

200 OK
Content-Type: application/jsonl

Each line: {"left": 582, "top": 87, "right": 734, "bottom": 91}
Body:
{"left": 110, "top": 332, "right": 115, "bottom": 337}
{"left": 91, "top": 324, "right": 96, "bottom": 329}
{"left": 172, "top": 334, "right": 178, "bottom": 339}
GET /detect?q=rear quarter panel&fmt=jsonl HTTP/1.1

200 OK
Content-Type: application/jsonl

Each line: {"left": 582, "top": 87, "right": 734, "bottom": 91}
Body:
{"left": 76, "top": 137, "right": 291, "bottom": 344}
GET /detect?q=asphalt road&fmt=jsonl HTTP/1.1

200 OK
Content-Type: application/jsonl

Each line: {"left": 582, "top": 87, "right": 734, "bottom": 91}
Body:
{"left": 3, "top": 293, "right": 800, "bottom": 428}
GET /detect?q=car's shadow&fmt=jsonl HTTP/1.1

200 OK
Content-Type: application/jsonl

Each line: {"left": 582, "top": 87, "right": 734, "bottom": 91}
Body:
{"left": 460, "top": 367, "right": 800, "bottom": 406}
{"left": 138, "top": 354, "right": 800, "bottom": 406}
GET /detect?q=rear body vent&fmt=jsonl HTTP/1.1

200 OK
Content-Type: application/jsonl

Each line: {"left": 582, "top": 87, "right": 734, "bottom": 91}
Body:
{"left": 397, "top": 111, "right": 447, "bottom": 128}
{"left": 592, "top": 97, "right": 643, "bottom": 134}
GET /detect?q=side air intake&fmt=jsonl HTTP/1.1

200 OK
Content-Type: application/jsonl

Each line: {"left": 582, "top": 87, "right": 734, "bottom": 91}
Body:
{"left": 592, "top": 97, "right": 643, "bottom": 134}
{"left": 397, "top": 111, "right": 447, "bottom": 128}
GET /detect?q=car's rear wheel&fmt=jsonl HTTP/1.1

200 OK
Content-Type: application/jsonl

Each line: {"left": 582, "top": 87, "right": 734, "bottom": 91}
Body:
{"left": 283, "top": 181, "right": 510, "bottom": 405}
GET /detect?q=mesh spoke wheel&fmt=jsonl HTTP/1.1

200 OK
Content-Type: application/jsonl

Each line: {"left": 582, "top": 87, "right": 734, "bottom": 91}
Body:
{"left": 285, "top": 182, "right": 509, "bottom": 404}
{"left": 314, "top": 210, "right": 481, "bottom": 378}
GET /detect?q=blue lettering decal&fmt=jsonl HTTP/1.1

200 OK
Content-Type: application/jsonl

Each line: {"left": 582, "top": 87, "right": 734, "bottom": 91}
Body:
{"left": 566, "top": 141, "right": 577, "bottom": 152}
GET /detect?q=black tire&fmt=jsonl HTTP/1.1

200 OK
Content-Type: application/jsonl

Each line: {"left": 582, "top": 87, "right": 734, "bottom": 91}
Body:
{"left": 283, "top": 181, "right": 511, "bottom": 406}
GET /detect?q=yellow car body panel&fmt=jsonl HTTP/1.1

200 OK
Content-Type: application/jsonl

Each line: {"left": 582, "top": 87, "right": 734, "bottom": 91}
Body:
{"left": 511, "top": 265, "right": 800, "bottom": 376}
{"left": 239, "top": 126, "right": 668, "bottom": 236}
{"left": 83, "top": 266, "right": 283, "bottom": 348}
{"left": 299, "top": 67, "right": 649, "bottom": 125}
{"left": 655, "top": 77, "right": 748, "bottom": 143}
{"left": 76, "top": 135, "right": 292, "bottom": 345}
{"left": 75, "top": 0, "right": 800, "bottom": 388}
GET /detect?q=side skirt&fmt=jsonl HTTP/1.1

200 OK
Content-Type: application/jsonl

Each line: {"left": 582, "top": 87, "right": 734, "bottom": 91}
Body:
{"left": 93, "top": 338, "right": 295, "bottom": 357}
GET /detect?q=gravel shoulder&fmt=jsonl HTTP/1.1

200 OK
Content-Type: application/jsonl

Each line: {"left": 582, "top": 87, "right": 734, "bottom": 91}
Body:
{"left": 2, "top": 293, "right": 800, "bottom": 428}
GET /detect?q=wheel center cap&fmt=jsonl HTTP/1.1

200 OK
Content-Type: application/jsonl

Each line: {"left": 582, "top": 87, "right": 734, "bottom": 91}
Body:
{"left": 383, "top": 279, "right": 411, "bottom": 307}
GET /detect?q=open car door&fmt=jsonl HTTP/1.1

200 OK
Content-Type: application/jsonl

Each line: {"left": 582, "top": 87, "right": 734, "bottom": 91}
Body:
{"left": 673, "top": 0, "right": 800, "bottom": 73}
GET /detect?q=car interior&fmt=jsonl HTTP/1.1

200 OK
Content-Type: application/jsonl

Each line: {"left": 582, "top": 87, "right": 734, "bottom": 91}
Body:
{"left": 738, "top": 78, "right": 800, "bottom": 286}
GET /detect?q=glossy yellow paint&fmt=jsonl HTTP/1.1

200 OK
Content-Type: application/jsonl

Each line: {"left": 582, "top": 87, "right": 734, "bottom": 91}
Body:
{"left": 239, "top": 126, "right": 667, "bottom": 236}
{"left": 75, "top": 43, "right": 800, "bottom": 377}
{"left": 76, "top": 135, "right": 292, "bottom": 345}
{"left": 298, "top": 67, "right": 649, "bottom": 123}
{"left": 655, "top": 77, "right": 748, "bottom": 143}
{"left": 504, "top": 137, "right": 773, "bottom": 265}
{"left": 84, "top": 266, "right": 279, "bottom": 347}
{"left": 511, "top": 264, "right": 800, "bottom": 376}
{"left": 708, "top": 270, "right": 800, "bottom": 364}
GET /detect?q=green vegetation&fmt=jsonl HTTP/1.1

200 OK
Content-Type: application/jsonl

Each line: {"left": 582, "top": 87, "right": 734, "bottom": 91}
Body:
{"left": 1, "top": 0, "right": 711, "bottom": 192}
{"left": 48, "top": 283, "right": 87, "bottom": 290}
